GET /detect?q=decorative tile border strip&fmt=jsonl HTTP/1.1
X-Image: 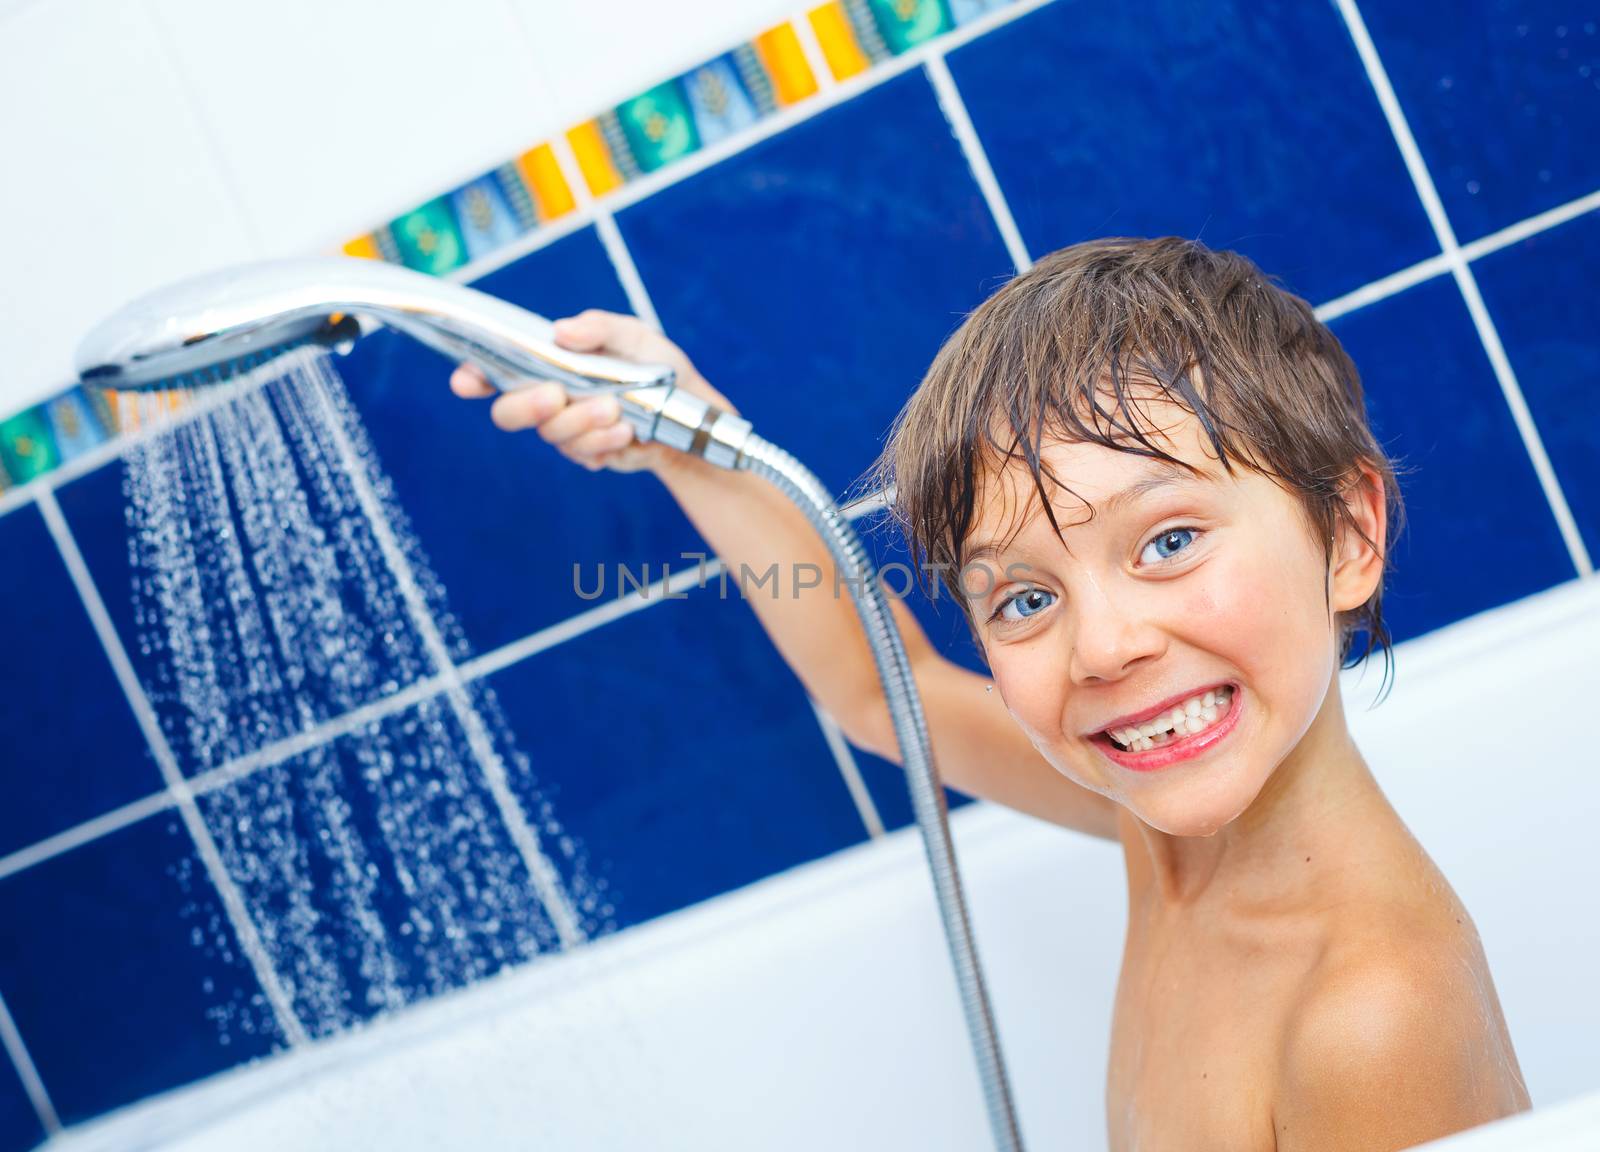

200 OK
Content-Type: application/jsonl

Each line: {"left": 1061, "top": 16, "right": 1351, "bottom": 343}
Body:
{"left": 0, "top": 387, "right": 117, "bottom": 496}
{"left": 341, "top": 1, "right": 1018, "bottom": 277}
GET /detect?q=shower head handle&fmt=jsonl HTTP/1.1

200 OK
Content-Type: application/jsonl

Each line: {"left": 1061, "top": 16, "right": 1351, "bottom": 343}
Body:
{"left": 76, "top": 256, "right": 753, "bottom": 468}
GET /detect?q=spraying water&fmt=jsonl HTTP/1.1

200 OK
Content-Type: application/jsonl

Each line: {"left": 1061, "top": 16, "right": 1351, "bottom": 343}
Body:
{"left": 79, "top": 256, "right": 1023, "bottom": 1146}
{"left": 121, "top": 350, "right": 610, "bottom": 1039}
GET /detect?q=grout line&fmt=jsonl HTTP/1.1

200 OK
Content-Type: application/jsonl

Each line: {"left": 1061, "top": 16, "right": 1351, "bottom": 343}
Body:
{"left": 185, "top": 674, "right": 455, "bottom": 801}
{"left": 1447, "top": 262, "right": 1593, "bottom": 574}
{"left": 790, "top": 12, "right": 838, "bottom": 93}
{"left": 0, "top": 989, "right": 61, "bottom": 1137}
{"left": 809, "top": 700, "right": 887, "bottom": 839}
{"left": 0, "top": 790, "right": 177, "bottom": 882}
{"left": 33, "top": 490, "right": 311, "bottom": 1047}
{"left": 546, "top": 132, "right": 663, "bottom": 330}
{"left": 1335, "top": 0, "right": 1593, "bottom": 578}
{"left": 592, "top": 214, "right": 664, "bottom": 330}
{"left": 1458, "top": 186, "right": 1600, "bottom": 263}
{"left": 924, "top": 55, "right": 1032, "bottom": 274}
{"left": 301, "top": 374, "right": 588, "bottom": 949}
{"left": 1332, "top": 0, "right": 1461, "bottom": 247}
{"left": 1312, "top": 252, "right": 1453, "bottom": 321}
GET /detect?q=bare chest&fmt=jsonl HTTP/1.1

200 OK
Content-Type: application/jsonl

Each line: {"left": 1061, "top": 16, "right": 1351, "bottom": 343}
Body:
{"left": 1105, "top": 924, "right": 1304, "bottom": 1152}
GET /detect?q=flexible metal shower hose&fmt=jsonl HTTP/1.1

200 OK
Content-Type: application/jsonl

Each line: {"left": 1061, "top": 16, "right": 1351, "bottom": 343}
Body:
{"left": 736, "top": 434, "right": 1025, "bottom": 1152}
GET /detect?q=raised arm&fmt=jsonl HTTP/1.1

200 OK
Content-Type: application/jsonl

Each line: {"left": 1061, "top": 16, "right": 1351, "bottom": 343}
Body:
{"left": 452, "top": 310, "right": 1118, "bottom": 841}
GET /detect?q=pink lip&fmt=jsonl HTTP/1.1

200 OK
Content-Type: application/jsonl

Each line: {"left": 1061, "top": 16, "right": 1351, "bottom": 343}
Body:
{"left": 1091, "top": 685, "right": 1244, "bottom": 773}
{"left": 1088, "top": 680, "right": 1236, "bottom": 735}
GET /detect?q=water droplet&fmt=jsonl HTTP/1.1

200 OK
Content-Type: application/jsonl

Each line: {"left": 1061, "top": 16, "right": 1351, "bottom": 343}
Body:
{"left": 131, "top": 355, "right": 606, "bottom": 1039}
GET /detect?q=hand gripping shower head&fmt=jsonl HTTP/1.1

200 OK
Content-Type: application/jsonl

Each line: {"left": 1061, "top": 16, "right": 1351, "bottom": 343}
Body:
{"left": 75, "top": 255, "right": 754, "bottom": 469}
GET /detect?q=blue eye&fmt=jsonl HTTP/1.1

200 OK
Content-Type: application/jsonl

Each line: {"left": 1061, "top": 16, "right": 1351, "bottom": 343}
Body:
{"left": 1141, "top": 527, "right": 1198, "bottom": 565}
{"left": 995, "top": 585, "right": 1056, "bottom": 624}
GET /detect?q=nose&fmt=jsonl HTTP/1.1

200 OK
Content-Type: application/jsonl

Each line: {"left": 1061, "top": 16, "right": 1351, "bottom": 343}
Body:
{"left": 1065, "top": 577, "right": 1167, "bottom": 685}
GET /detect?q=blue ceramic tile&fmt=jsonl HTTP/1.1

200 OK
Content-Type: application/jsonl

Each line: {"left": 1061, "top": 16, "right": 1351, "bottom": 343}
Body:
{"left": 196, "top": 694, "right": 586, "bottom": 1038}
{"left": 54, "top": 377, "right": 441, "bottom": 777}
{"left": 616, "top": 68, "right": 1017, "bottom": 502}
{"left": 1471, "top": 209, "right": 1600, "bottom": 560}
{"left": 339, "top": 227, "right": 707, "bottom": 657}
{"left": 0, "top": 1055, "right": 42, "bottom": 1152}
{"left": 0, "top": 815, "right": 281, "bottom": 1125}
{"left": 467, "top": 225, "right": 633, "bottom": 316}
{"left": 1328, "top": 276, "right": 1575, "bottom": 642}
{"left": 485, "top": 586, "right": 871, "bottom": 928}
{"left": 0, "top": 503, "right": 160, "bottom": 857}
{"left": 1362, "top": 4, "right": 1600, "bottom": 242}
{"left": 946, "top": 0, "right": 1438, "bottom": 304}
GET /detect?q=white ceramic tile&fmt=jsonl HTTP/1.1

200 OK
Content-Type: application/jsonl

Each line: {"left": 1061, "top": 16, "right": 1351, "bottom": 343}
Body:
{"left": 0, "top": 0, "right": 48, "bottom": 24}
{"left": 148, "top": 0, "right": 567, "bottom": 257}
{"left": 0, "top": 0, "right": 260, "bottom": 416}
{"left": 508, "top": 0, "right": 799, "bottom": 126}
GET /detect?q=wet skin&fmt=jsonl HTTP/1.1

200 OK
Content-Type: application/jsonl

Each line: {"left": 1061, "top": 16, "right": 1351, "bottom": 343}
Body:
{"left": 963, "top": 399, "right": 1530, "bottom": 1150}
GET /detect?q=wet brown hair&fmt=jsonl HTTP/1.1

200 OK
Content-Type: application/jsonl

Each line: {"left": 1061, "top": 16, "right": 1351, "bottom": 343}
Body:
{"left": 866, "top": 236, "right": 1407, "bottom": 696}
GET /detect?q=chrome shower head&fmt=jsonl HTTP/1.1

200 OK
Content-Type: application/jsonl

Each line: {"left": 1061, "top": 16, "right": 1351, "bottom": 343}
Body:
{"left": 75, "top": 256, "right": 752, "bottom": 466}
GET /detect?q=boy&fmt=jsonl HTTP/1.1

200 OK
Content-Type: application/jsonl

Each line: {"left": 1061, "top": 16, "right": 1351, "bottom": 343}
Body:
{"left": 452, "top": 238, "right": 1529, "bottom": 1150}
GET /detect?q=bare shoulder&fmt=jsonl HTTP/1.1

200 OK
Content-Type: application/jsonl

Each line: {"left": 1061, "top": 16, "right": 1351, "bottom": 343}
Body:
{"left": 1273, "top": 912, "right": 1529, "bottom": 1151}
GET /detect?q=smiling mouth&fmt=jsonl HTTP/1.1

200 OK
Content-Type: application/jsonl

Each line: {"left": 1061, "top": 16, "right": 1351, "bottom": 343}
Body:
{"left": 1103, "top": 685, "right": 1236, "bottom": 753}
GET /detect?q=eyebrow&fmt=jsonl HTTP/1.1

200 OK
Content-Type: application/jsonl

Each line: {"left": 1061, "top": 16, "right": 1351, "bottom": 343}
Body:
{"left": 963, "top": 458, "right": 1204, "bottom": 568}
{"left": 1099, "top": 457, "right": 1203, "bottom": 517}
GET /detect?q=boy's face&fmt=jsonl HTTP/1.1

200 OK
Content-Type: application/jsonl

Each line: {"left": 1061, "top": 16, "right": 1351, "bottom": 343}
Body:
{"left": 961, "top": 396, "right": 1365, "bottom": 837}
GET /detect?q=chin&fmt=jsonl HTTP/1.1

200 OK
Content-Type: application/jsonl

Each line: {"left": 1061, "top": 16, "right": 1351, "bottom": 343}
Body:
{"left": 1116, "top": 767, "right": 1273, "bottom": 837}
{"left": 1125, "top": 802, "right": 1233, "bottom": 837}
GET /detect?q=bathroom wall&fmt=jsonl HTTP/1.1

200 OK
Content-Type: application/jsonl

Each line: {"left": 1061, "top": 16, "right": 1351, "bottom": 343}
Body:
{"left": 1, "top": 1, "right": 1598, "bottom": 1148}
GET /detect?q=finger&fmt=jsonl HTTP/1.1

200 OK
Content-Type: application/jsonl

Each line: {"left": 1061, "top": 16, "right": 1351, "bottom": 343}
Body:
{"left": 451, "top": 363, "right": 495, "bottom": 399}
{"left": 489, "top": 382, "right": 567, "bottom": 432}
{"left": 561, "top": 422, "right": 635, "bottom": 464}
{"left": 553, "top": 310, "right": 692, "bottom": 373}
{"left": 548, "top": 310, "right": 605, "bottom": 350}
{"left": 535, "top": 394, "right": 621, "bottom": 445}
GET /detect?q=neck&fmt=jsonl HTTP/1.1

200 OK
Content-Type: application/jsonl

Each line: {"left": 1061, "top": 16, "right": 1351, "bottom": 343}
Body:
{"left": 1122, "top": 668, "right": 1389, "bottom": 911}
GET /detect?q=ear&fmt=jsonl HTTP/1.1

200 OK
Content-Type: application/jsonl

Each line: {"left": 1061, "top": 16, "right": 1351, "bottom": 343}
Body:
{"left": 1329, "top": 459, "right": 1388, "bottom": 615}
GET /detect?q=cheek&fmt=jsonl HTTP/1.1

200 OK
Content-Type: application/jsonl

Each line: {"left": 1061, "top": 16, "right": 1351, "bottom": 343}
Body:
{"left": 1183, "top": 585, "right": 1218, "bottom": 618}
{"left": 1190, "top": 548, "right": 1328, "bottom": 670}
{"left": 992, "top": 648, "right": 1112, "bottom": 790}
{"left": 991, "top": 647, "right": 1065, "bottom": 737}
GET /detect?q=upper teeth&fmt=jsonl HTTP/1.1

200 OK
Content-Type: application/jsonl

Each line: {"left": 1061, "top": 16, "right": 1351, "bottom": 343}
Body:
{"left": 1107, "top": 686, "right": 1233, "bottom": 751}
